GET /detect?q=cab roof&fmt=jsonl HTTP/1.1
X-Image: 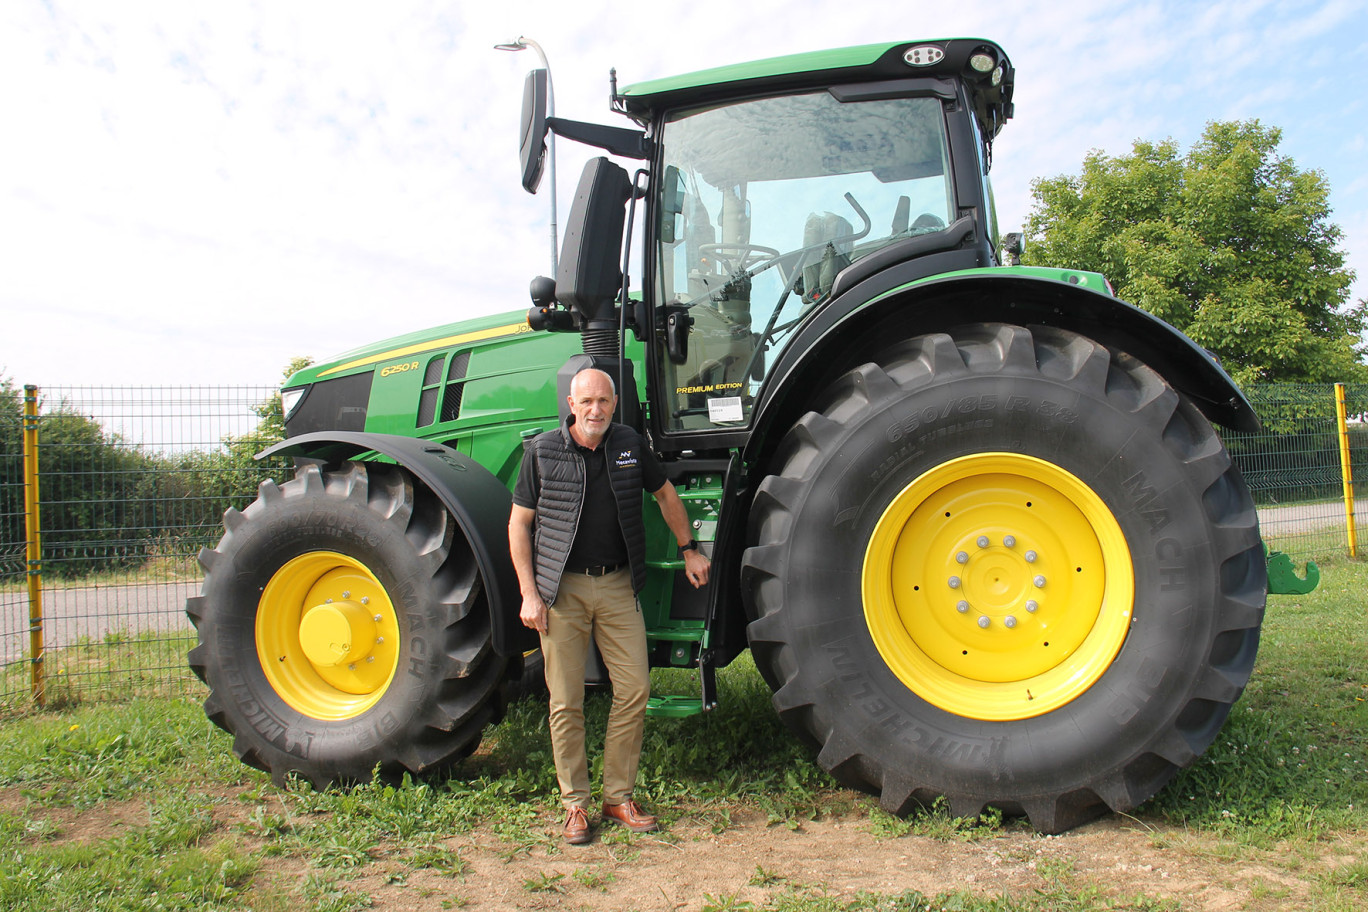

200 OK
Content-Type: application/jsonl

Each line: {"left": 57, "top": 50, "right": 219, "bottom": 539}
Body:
{"left": 616, "top": 38, "right": 1014, "bottom": 138}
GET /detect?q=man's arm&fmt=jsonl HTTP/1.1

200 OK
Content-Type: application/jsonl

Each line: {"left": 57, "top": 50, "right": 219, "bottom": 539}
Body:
{"left": 508, "top": 504, "right": 548, "bottom": 634}
{"left": 651, "top": 482, "right": 711, "bottom": 589}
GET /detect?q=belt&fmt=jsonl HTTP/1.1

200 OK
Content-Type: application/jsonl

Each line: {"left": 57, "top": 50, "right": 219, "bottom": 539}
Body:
{"left": 573, "top": 563, "right": 624, "bottom": 577}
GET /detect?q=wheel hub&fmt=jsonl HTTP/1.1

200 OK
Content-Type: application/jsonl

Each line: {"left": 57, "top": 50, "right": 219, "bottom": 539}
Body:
{"left": 863, "top": 453, "right": 1134, "bottom": 720}
{"left": 257, "top": 552, "right": 401, "bottom": 719}
{"left": 299, "top": 599, "right": 378, "bottom": 667}
{"left": 941, "top": 534, "right": 1050, "bottom": 639}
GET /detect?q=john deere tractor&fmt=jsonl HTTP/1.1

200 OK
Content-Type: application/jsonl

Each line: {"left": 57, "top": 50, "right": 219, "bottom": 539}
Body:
{"left": 188, "top": 39, "right": 1271, "bottom": 833}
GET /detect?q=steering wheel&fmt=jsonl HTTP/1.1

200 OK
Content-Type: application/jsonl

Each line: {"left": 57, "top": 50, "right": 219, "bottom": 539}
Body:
{"left": 699, "top": 242, "right": 781, "bottom": 275}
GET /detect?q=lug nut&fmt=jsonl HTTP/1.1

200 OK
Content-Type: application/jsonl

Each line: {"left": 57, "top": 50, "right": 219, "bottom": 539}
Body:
{"left": 375, "top": 637, "right": 385, "bottom": 644}
{"left": 956, "top": 551, "right": 969, "bottom": 564}
{"left": 1004, "top": 616, "right": 1017, "bottom": 628}
{"left": 1025, "top": 550, "right": 1038, "bottom": 563}
{"left": 977, "top": 616, "right": 991, "bottom": 628}
{"left": 373, "top": 615, "right": 382, "bottom": 622}
{"left": 948, "top": 576, "right": 962, "bottom": 589}
{"left": 956, "top": 600, "right": 970, "bottom": 613}
{"left": 1026, "top": 599, "right": 1039, "bottom": 613}
{"left": 342, "top": 591, "right": 351, "bottom": 599}
{"left": 1003, "top": 535, "right": 1016, "bottom": 547}
{"left": 977, "top": 536, "right": 990, "bottom": 548}
{"left": 1033, "top": 575, "right": 1046, "bottom": 588}
{"left": 361, "top": 597, "right": 370, "bottom": 605}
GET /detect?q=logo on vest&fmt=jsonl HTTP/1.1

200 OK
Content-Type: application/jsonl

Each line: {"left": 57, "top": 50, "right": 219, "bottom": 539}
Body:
{"left": 615, "top": 450, "right": 638, "bottom": 469}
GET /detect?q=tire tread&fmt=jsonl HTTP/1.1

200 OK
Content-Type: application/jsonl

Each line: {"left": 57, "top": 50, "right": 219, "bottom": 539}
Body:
{"left": 740, "top": 322, "right": 1265, "bottom": 833}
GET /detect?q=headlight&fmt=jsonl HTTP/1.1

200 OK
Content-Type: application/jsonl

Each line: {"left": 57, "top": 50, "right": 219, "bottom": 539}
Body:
{"left": 280, "top": 386, "right": 307, "bottom": 421}
{"left": 969, "top": 51, "right": 997, "bottom": 73}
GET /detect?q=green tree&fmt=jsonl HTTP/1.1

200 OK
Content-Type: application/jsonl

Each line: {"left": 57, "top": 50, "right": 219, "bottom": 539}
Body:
{"left": 0, "top": 378, "right": 24, "bottom": 578}
{"left": 36, "top": 407, "right": 160, "bottom": 576}
{"left": 1025, "top": 120, "right": 1365, "bottom": 385}
{"left": 163, "top": 357, "right": 314, "bottom": 540}
{"left": 0, "top": 381, "right": 161, "bottom": 577}
{"left": 1, "top": 360, "right": 313, "bottom": 579}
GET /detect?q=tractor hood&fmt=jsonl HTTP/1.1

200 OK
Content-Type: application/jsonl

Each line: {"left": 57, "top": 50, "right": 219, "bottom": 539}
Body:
{"left": 278, "top": 309, "right": 589, "bottom": 442}
{"left": 286, "top": 310, "right": 535, "bottom": 387}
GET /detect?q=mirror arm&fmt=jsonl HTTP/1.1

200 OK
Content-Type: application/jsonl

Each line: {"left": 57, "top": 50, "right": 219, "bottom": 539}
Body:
{"left": 546, "top": 116, "right": 653, "bottom": 160}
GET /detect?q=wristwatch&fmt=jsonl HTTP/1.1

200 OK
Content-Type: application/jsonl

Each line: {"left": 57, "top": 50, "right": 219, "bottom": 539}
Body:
{"left": 679, "top": 538, "right": 700, "bottom": 554}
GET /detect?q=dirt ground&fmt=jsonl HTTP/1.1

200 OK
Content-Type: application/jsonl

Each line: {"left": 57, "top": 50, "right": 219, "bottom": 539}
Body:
{"left": 12, "top": 786, "right": 1366, "bottom": 912}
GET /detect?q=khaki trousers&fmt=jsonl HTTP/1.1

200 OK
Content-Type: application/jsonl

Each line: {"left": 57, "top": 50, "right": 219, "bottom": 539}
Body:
{"left": 541, "top": 567, "right": 650, "bottom": 809}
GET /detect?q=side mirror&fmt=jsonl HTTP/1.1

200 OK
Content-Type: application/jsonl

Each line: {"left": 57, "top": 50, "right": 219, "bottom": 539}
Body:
{"left": 556, "top": 158, "right": 632, "bottom": 329}
{"left": 519, "top": 69, "right": 549, "bottom": 194}
{"left": 999, "top": 231, "right": 1024, "bottom": 267}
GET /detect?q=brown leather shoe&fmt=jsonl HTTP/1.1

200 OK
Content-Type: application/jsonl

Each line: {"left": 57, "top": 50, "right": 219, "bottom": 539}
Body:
{"left": 601, "top": 799, "right": 658, "bottom": 833}
{"left": 563, "top": 806, "right": 592, "bottom": 845}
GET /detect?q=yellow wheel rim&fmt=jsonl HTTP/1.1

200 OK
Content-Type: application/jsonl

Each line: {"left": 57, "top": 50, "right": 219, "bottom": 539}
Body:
{"left": 862, "top": 453, "right": 1133, "bottom": 720}
{"left": 256, "top": 551, "right": 401, "bottom": 720}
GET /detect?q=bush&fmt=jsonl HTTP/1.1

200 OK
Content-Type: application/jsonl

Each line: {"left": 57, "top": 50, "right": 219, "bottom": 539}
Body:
{"left": 0, "top": 368, "right": 301, "bottom": 580}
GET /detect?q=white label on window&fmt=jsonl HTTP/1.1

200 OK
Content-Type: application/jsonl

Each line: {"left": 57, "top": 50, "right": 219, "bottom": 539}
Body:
{"left": 708, "top": 396, "right": 744, "bottom": 423}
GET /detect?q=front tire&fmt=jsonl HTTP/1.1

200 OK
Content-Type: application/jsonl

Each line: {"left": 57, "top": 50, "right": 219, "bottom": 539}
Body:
{"left": 186, "top": 461, "right": 507, "bottom": 786}
{"left": 741, "top": 324, "right": 1265, "bottom": 832}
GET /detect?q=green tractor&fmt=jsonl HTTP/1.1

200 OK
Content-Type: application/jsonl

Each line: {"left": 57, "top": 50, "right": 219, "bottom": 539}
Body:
{"left": 188, "top": 39, "right": 1271, "bottom": 833}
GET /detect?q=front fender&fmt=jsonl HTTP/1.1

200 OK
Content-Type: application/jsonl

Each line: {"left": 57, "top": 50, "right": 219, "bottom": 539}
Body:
{"left": 257, "top": 431, "right": 528, "bottom": 657}
{"left": 752, "top": 270, "right": 1259, "bottom": 456}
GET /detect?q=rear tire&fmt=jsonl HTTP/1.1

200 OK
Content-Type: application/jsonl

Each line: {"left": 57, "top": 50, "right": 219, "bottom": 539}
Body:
{"left": 186, "top": 461, "right": 506, "bottom": 786}
{"left": 741, "top": 324, "right": 1265, "bottom": 833}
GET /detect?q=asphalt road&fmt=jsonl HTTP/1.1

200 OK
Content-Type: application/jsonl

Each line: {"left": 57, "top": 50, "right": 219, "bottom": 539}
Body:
{"left": 1, "top": 580, "right": 199, "bottom": 664}
{"left": 1257, "top": 497, "right": 1368, "bottom": 536}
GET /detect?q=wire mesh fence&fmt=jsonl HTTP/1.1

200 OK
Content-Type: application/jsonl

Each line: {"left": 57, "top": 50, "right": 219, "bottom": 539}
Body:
{"left": 1, "top": 380, "right": 1365, "bottom": 712}
{"left": 1225, "top": 383, "right": 1368, "bottom": 561}
{"left": 1, "top": 383, "right": 281, "bottom": 710}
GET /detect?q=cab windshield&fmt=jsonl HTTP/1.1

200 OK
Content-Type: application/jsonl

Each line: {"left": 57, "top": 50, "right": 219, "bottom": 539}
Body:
{"left": 655, "top": 89, "right": 953, "bottom": 432}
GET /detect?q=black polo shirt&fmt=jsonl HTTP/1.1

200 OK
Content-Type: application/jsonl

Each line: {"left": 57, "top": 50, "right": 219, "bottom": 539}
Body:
{"left": 513, "top": 427, "right": 667, "bottom": 572}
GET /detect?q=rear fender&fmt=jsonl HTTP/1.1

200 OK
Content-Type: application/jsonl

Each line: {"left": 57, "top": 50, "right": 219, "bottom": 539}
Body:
{"left": 257, "top": 431, "right": 529, "bottom": 657}
{"left": 751, "top": 271, "right": 1259, "bottom": 459}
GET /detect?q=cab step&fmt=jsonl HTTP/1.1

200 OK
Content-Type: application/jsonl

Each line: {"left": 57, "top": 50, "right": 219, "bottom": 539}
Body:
{"left": 645, "top": 656, "right": 717, "bottom": 718}
{"left": 646, "top": 694, "right": 705, "bottom": 718}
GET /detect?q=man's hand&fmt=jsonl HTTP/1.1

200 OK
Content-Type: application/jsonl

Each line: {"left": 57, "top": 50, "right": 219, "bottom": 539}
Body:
{"left": 508, "top": 504, "right": 546, "bottom": 633}
{"left": 683, "top": 548, "right": 710, "bottom": 588}
{"left": 520, "top": 592, "right": 549, "bottom": 634}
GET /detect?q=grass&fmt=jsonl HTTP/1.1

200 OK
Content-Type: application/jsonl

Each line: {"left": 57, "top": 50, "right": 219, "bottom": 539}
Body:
{"left": 1, "top": 630, "right": 198, "bottom": 713}
{"left": 1, "top": 565, "right": 1366, "bottom": 910}
{"left": 1146, "top": 561, "right": 1368, "bottom": 841}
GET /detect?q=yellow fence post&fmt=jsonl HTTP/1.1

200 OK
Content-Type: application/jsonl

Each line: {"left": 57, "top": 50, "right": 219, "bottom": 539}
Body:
{"left": 1335, "top": 382, "right": 1358, "bottom": 559}
{"left": 22, "top": 385, "right": 45, "bottom": 706}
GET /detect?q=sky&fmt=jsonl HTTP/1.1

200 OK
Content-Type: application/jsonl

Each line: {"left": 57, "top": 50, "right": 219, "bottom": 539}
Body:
{"left": 2, "top": 0, "right": 1366, "bottom": 389}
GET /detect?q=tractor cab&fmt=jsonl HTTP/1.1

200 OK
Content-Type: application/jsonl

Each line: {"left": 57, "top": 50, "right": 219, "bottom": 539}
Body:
{"left": 649, "top": 86, "right": 962, "bottom": 433}
{"left": 517, "top": 40, "right": 1014, "bottom": 446}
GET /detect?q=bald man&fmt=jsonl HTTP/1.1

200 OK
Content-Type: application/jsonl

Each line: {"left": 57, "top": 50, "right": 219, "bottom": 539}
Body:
{"left": 509, "top": 368, "right": 710, "bottom": 845}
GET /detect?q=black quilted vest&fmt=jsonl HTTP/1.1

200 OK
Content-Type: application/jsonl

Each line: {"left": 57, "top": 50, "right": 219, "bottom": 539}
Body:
{"left": 525, "top": 420, "right": 648, "bottom": 605}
